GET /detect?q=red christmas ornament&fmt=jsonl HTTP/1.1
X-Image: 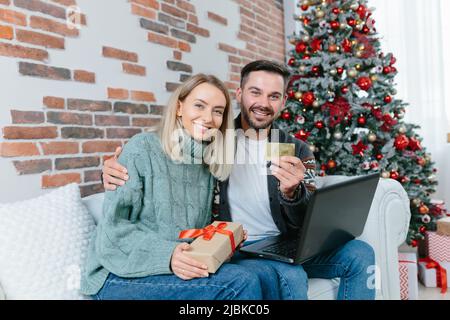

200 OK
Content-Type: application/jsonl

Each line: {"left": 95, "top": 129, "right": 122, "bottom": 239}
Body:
{"left": 356, "top": 5, "right": 367, "bottom": 19}
{"left": 419, "top": 226, "right": 427, "bottom": 234}
{"left": 281, "top": 111, "right": 291, "bottom": 120}
{"left": 301, "top": 4, "right": 309, "bottom": 11}
{"left": 356, "top": 77, "right": 373, "bottom": 91}
{"left": 301, "top": 92, "right": 316, "bottom": 106}
{"left": 327, "top": 159, "right": 337, "bottom": 169}
{"left": 352, "top": 140, "right": 368, "bottom": 156}
{"left": 330, "top": 21, "right": 340, "bottom": 30}
{"left": 311, "top": 66, "right": 321, "bottom": 74}
{"left": 409, "top": 137, "right": 422, "bottom": 151}
{"left": 376, "top": 154, "right": 383, "bottom": 161}
{"left": 303, "top": 55, "right": 311, "bottom": 60}
{"left": 320, "top": 164, "right": 327, "bottom": 171}
{"left": 390, "top": 171, "right": 399, "bottom": 180}
{"left": 337, "top": 67, "right": 344, "bottom": 75}
{"left": 332, "top": 8, "right": 340, "bottom": 15}
{"left": 315, "top": 121, "right": 325, "bottom": 129}
{"left": 303, "top": 18, "right": 310, "bottom": 26}
{"left": 371, "top": 106, "right": 383, "bottom": 120}
{"left": 394, "top": 134, "right": 410, "bottom": 151}
{"left": 362, "top": 25, "right": 370, "bottom": 34}
{"left": 384, "top": 95, "right": 392, "bottom": 103}
{"left": 342, "top": 38, "right": 352, "bottom": 53}
{"left": 383, "top": 66, "right": 391, "bottom": 74}
{"left": 288, "top": 58, "right": 296, "bottom": 66}
{"left": 411, "top": 239, "right": 418, "bottom": 247}
{"left": 347, "top": 18, "right": 356, "bottom": 27}
{"left": 417, "top": 157, "right": 426, "bottom": 166}
{"left": 311, "top": 38, "right": 323, "bottom": 52}
{"left": 294, "top": 129, "right": 310, "bottom": 142}
{"left": 357, "top": 116, "right": 367, "bottom": 125}
{"left": 414, "top": 179, "right": 421, "bottom": 185}
{"left": 287, "top": 89, "right": 295, "bottom": 99}
{"left": 295, "top": 42, "right": 307, "bottom": 53}
{"left": 370, "top": 161, "right": 379, "bottom": 170}
{"left": 341, "top": 86, "right": 349, "bottom": 94}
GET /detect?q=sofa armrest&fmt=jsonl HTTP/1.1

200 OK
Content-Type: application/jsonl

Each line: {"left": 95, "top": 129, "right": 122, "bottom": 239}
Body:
{"left": 357, "top": 178, "right": 410, "bottom": 300}
{"left": 318, "top": 176, "right": 411, "bottom": 300}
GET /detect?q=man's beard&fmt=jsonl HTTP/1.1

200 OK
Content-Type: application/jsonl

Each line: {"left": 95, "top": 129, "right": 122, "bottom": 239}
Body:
{"left": 241, "top": 104, "right": 275, "bottom": 130}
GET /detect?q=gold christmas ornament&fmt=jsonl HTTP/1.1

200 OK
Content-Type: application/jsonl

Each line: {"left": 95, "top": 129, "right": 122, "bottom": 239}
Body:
{"left": 371, "top": 75, "right": 378, "bottom": 82}
{"left": 299, "top": 65, "right": 306, "bottom": 72}
{"left": 303, "top": 35, "right": 310, "bottom": 42}
{"left": 334, "top": 132, "right": 343, "bottom": 140}
{"left": 295, "top": 92, "right": 303, "bottom": 100}
{"left": 348, "top": 68, "right": 358, "bottom": 78}
{"left": 398, "top": 126, "right": 407, "bottom": 134}
{"left": 381, "top": 171, "right": 390, "bottom": 179}
{"left": 368, "top": 133, "right": 377, "bottom": 142}
{"left": 356, "top": 51, "right": 363, "bottom": 58}
{"left": 315, "top": 10, "right": 325, "bottom": 18}
{"left": 350, "top": 3, "right": 359, "bottom": 10}
{"left": 312, "top": 101, "right": 320, "bottom": 108}
{"left": 355, "top": 64, "right": 362, "bottom": 70}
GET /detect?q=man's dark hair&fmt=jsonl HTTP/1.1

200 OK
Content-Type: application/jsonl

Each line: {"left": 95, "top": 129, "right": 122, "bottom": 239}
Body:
{"left": 240, "top": 60, "right": 291, "bottom": 90}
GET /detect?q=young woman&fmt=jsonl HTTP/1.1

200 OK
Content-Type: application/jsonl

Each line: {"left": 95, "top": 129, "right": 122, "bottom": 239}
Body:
{"left": 80, "top": 74, "right": 266, "bottom": 300}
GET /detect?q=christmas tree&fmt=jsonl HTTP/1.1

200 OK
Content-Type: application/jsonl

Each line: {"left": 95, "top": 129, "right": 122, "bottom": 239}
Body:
{"left": 278, "top": 0, "right": 445, "bottom": 246}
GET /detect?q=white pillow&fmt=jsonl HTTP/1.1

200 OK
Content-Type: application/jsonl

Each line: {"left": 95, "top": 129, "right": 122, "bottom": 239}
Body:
{"left": 0, "top": 183, "right": 96, "bottom": 300}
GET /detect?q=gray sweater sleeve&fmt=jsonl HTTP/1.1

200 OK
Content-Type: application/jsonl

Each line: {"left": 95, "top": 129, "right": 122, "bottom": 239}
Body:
{"left": 94, "top": 148, "right": 179, "bottom": 278}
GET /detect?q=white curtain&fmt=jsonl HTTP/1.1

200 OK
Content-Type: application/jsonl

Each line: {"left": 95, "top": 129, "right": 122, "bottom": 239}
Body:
{"left": 369, "top": 0, "right": 450, "bottom": 203}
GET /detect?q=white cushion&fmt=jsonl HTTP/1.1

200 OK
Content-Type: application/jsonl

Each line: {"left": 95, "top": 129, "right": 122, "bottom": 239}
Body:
{"left": 0, "top": 183, "right": 96, "bottom": 300}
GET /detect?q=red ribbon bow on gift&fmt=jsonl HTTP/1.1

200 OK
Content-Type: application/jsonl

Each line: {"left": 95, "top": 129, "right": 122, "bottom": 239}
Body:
{"left": 178, "top": 222, "right": 236, "bottom": 253}
{"left": 419, "top": 257, "right": 448, "bottom": 294}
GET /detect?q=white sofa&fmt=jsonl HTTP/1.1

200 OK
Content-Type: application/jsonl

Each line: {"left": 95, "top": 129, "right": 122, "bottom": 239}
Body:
{"left": 81, "top": 175, "right": 411, "bottom": 300}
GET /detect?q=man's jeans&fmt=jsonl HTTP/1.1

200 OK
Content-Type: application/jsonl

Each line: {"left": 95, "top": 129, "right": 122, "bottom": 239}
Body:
{"left": 93, "top": 263, "right": 263, "bottom": 300}
{"left": 230, "top": 239, "right": 376, "bottom": 300}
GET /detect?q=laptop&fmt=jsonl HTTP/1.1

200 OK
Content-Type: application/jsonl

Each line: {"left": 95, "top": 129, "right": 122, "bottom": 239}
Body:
{"left": 239, "top": 173, "right": 380, "bottom": 264}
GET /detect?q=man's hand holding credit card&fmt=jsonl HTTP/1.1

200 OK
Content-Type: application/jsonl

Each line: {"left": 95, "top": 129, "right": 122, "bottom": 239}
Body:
{"left": 266, "top": 142, "right": 306, "bottom": 200}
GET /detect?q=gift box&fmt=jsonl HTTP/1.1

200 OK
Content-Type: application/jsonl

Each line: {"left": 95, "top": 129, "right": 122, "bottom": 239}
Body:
{"left": 418, "top": 258, "right": 449, "bottom": 293}
{"left": 437, "top": 217, "right": 450, "bottom": 237}
{"left": 425, "top": 231, "right": 450, "bottom": 262}
{"left": 179, "top": 221, "right": 244, "bottom": 273}
{"left": 398, "top": 252, "right": 419, "bottom": 300}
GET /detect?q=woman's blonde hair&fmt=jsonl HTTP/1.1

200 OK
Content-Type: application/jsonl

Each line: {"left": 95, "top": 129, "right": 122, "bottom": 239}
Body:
{"left": 159, "top": 73, "right": 235, "bottom": 181}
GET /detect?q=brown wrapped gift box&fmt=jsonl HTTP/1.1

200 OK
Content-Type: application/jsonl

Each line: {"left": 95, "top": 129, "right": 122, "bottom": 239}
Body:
{"left": 182, "top": 221, "right": 244, "bottom": 273}
{"left": 437, "top": 217, "right": 450, "bottom": 236}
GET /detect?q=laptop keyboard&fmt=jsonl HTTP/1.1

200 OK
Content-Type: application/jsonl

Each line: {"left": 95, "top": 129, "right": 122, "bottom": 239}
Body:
{"left": 262, "top": 240, "right": 298, "bottom": 258}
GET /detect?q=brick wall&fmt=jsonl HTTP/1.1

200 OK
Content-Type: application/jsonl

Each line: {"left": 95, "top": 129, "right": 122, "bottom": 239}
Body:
{"left": 0, "top": 0, "right": 285, "bottom": 202}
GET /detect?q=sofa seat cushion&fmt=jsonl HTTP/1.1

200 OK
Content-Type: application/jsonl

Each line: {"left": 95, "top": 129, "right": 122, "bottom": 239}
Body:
{"left": 308, "top": 278, "right": 340, "bottom": 300}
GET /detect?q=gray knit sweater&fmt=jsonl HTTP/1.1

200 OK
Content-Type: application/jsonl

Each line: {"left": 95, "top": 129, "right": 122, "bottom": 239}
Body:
{"left": 80, "top": 132, "right": 215, "bottom": 296}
